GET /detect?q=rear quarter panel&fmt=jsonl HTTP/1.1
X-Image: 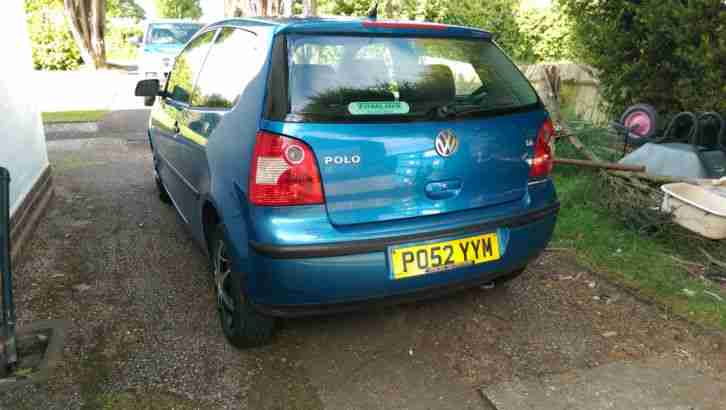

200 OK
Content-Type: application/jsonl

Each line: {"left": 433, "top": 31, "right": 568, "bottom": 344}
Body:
{"left": 203, "top": 27, "right": 276, "bottom": 272}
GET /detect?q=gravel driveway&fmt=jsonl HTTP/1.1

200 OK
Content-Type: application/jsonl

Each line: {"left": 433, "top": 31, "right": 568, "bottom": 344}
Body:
{"left": 1, "top": 137, "right": 725, "bottom": 409}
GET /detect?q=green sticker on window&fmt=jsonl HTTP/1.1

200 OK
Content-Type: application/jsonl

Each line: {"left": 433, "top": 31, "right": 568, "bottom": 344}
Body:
{"left": 348, "top": 101, "right": 410, "bottom": 115}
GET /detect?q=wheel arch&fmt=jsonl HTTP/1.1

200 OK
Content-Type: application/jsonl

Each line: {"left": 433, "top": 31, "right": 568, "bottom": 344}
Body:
{"left": 201, "top": 197, "right": 221, "bottom": 256}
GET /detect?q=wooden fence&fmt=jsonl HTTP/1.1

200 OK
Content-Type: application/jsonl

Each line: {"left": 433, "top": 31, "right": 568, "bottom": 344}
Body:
{"left": 522, "top": 63, "right": 609, "bottom": 125}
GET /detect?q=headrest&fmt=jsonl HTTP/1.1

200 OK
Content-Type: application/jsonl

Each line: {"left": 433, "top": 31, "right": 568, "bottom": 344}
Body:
{"left": 290, "top": 64, "right": 337, "bottom": 110}
{"left": 399, "top": 64, "right": 455, "bottom": 103}
{"left": 340, "top": 58, "right": 389, "bottom": 89}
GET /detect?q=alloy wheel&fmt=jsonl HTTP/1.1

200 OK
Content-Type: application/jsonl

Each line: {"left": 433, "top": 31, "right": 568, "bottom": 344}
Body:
{"left": 213, "top": 240, "right": 237, "bottom": 334}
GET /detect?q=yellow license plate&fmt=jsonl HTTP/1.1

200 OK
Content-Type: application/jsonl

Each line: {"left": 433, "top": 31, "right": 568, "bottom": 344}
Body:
{"left": 389, "top": 233, "right": 501, "bottom": 280}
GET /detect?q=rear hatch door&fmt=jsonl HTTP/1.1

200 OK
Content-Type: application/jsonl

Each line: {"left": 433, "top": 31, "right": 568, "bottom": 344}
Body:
{"left": 271, "top": 31, "right": 545, "bottom": 226}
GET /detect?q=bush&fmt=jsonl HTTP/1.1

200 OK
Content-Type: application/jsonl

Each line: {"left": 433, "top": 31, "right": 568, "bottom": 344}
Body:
{"left": 25, "top": 4, "right": 83, "bottom": 70}
{"left": 516, "top": 5, "right": 575, "bottom": 63}
{"left": 560, "top": 0, "right": 726, "bottom": 118}
{"left": 329, "top": 0, "right": 534, "bottom": 61}
{"left": 440, "top": 0, "right": 527, "bottom": 60}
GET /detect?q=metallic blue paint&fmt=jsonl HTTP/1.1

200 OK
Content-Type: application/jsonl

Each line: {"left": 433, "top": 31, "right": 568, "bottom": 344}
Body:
{"left": 147, "top": 17, "right": 558, "bottom": 315}
{"left": 247, "top": 213, "right": 555, "bottom": 306}
{"left": 261, "top": 110, "right": 546, "bottom": 226}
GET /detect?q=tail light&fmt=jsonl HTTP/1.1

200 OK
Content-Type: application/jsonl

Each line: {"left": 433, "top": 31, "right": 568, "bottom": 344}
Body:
{"left": 529, "top": 118, "right": 555, "bottom": 179}
{"left": 249, "top": 131, "right": 324, "bottom": 206}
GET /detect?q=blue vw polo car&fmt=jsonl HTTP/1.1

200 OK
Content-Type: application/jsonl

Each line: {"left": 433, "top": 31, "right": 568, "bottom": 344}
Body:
{"left": 135, "top": 17, "right": 559, "bottom": 348}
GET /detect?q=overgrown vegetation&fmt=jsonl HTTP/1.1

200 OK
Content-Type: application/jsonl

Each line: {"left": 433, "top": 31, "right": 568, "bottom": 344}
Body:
{"left": 27, "top": 0, "right": 577, "bottom": 70}
{"left": 552, "top": 118, "right": 726, "bottom": 329}
{"left": 25, "top": 0, "right": 147, "bottom": 69}
{"left": 154, "top": 0, "right": 203, "bottom": 19}
{"left": 559, "top": 0, "right": 726, "bottom": 118}
{"left": 107, "top": 0, "right": 146, "bottom": 19}
{"left": 25, "top": 0, "right": 82, "bottom": 70}
{"left": 327, "top": 0, "right": 574, "bottom": 63}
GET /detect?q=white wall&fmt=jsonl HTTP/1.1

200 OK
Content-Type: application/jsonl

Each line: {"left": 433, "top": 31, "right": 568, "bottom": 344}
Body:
{"left": 0, "top": 0, "right": 50, "bottom": 216}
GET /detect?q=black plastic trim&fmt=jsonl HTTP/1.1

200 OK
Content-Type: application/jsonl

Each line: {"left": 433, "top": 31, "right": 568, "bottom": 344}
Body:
{"left": 252, "top": 262, "right": 529, "bottom": 318}
{"left": 156, "top": 150, "right": 200, "bottom": 199}
{"left": 249, "top": 201, "right": 559, "bottom": 259}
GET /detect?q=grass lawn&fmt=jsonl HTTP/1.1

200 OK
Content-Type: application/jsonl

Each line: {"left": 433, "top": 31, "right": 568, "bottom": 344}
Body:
{"left": 107, "top": 45, "right": 138, "bottom": 64}
{"left": 551, "top": 121, "right": 726, "bottom": 329}
{"left": 42, "top": 110, "right": 110, "bottom": 124}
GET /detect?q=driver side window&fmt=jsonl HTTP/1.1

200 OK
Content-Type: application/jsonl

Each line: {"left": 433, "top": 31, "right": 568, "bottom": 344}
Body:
{"left": 166, "top": 30, "right": 216, "bottom": 104}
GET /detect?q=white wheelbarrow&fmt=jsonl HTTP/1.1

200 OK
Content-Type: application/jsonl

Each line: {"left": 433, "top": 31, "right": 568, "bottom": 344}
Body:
{"left": 661, "top": 178, "right": 726, "bottom": 239}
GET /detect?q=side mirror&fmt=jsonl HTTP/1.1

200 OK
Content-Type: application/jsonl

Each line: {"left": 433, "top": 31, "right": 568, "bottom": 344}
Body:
{"left": 135, "top": 79, "right": 160, "bottom": 97}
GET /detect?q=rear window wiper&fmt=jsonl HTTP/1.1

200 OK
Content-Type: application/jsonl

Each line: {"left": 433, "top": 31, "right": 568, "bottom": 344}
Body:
{"left": 431, "top": 101, "right": 523, "bottom": 119}
{"left": 430, "top": 103, "right": 490, "bottom": 119}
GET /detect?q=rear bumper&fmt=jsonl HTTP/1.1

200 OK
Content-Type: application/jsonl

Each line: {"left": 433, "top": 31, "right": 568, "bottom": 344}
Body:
{"left": 250, "top": 202, "right": 559, "bottom": 258}
{"left": 244, "top": 202, "right": 558, "bottom": 313}
{"left": 253, "top": 262, "right": 529, "bottom": 317}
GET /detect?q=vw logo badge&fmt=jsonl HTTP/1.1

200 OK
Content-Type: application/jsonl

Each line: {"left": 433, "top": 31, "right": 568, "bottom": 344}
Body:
{"left": 435, "top": 130, "right": 459, "bottom": 157}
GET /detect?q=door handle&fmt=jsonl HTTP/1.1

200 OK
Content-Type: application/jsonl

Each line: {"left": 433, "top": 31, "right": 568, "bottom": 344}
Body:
{"left": 425, "top": 179, "right": 462, "bottom": 200}
{"left": 173, "top": 122, "right": 180, "bottom": 134}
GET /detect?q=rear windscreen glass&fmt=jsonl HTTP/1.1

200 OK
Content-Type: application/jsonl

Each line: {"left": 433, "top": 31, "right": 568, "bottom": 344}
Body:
{"left": 147, "top": 23, "right": 204, "bottom": 46}
{"left": 283, "top": 34, "right": 539, "bottom": 122}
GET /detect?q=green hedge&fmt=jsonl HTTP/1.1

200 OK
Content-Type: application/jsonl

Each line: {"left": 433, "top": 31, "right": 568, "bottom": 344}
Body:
{"left": 516, "top": 5, "right": 575, "bottom": 63}
{"left": 560, "top": 0, "right": 726, "bottom": 117}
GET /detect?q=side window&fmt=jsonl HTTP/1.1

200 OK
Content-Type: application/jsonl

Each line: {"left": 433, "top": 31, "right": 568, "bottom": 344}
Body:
{"left": 192, "top": 28, "right": 259, "bottom": 109}
{"left": 166, "top": 30, "right": 216, "bottom": 104}
{"left": 291, "top": 44, "right": 343, "bottom": 66}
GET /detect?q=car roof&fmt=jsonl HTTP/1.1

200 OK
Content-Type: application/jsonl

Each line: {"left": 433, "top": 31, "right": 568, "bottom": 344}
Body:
{"left": 206, "top": 17, "right": 492, "bottom": 39}
{"left": 146, "top": 19, "right": 206, "bottom": 25}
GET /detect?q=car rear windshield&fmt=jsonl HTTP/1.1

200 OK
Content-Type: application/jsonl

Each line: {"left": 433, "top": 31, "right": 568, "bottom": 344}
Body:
{"left": 269, "top": 34, "right": 539, "bottom": 122}
{"left": 147, "top": 23, "right": 204, "bottom": 46}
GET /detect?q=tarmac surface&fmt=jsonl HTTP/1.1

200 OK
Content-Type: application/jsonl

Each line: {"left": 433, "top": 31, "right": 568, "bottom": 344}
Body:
{"left": 1, "top": 135, "right": 725, "bottom": 409}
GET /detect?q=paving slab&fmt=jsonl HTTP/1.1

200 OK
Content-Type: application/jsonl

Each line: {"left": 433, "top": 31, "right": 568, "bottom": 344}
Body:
{"left": 482, "top": 356, "right": 726, "bottom": 410}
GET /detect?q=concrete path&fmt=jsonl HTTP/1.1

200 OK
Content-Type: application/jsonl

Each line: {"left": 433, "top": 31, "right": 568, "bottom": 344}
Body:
{"left": 33, "top": 69, "right": 145, "bottom": 112}
{"left": 482, "top": 356, "right": 726, "bottom": 410}
{"left": 2, "top": 136, "right": 725, "bottom": 409}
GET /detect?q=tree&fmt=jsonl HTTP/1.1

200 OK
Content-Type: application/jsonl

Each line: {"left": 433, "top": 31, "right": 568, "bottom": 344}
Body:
{"left": 155, "top": 0, "right": 203, "bottom": 19}
{"left": 225, "top": 0, "right": 306, "bottom": 16}
{"left": 559, "top": 0, "right": 726, "bottom": 117}
{"left": 107, "top": 0, "right": 145, "bottom": 20}
{"left": 330, "top": 0, "right": 445, "bottom": 20}
{"left": 64, "top": 0, "right": 107, "bottom": 69}
{"left": 439, "top": 0, "right": 525, "bottom": 60}
{"left": 515, "top": 4, "right": 574, "bottom": 62}
{"left": 302, "top": 0, "right": 317, "bottom": 15}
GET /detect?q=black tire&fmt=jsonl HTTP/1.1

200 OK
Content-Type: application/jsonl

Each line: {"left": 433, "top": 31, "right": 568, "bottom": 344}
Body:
{"left": 697, "top": 112, "right": 725, "bottom": 150}
{"left": 495, "top": 267, "right": 526, "bottom": 285}
{"left": 620, "top": 104, "right": 658, "bottom": 145}
{"left": 209, "top": 225, "right": 276, "bottom": 348}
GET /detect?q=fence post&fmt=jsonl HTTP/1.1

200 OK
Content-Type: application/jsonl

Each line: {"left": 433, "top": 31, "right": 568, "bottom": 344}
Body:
{"left": 0, "top": 167, "right": 17, "bottom": 373}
